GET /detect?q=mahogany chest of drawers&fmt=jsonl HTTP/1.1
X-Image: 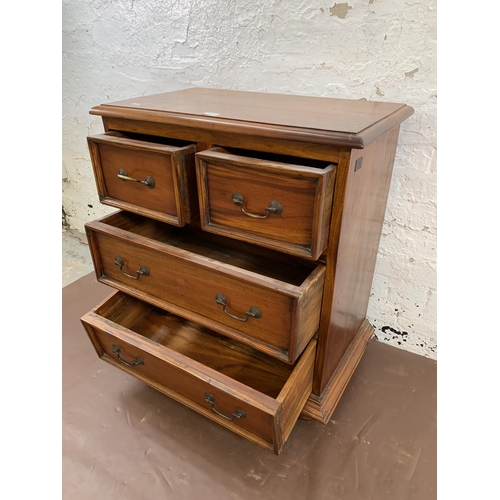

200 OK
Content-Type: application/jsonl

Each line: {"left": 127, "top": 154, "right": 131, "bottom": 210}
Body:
{"left": 80, "top": 88, "right": 413, "bottom": 454}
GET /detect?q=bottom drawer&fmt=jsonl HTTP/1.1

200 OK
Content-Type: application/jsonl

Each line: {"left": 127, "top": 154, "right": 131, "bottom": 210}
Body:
{"left": 81, "top": 291, "right": 316, "bottom": 454}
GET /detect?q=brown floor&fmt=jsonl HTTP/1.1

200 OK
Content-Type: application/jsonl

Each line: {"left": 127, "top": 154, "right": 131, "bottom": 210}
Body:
{"left": 63, "top": 274, "right": 436, "bottom": 500}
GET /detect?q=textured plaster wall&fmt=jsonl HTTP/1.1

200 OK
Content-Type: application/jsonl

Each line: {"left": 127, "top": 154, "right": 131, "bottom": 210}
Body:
{"left": 62, "top": 0, "right": 437, "bottom": 358}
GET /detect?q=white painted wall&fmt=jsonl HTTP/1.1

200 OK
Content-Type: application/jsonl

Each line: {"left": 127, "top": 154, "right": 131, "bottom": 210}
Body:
{"left": 62, "top": 0, "right": 436, "bottom": 358}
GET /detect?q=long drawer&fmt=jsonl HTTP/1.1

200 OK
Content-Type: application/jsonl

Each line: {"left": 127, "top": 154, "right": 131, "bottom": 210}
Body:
{"left": 196, "top": 147, "right": 337, "bottom": 259}
{"left": 85, "top": 211, "right": 325, "bottom": 364}
{"left": 81, "top": 291, "right": 316, "bottom": 454}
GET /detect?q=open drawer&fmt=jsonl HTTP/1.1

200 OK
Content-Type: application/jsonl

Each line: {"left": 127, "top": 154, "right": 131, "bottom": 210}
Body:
{"left": 81, "top": 291, "right": 316, "bottom": 454}
{"left": 87, "top": 132, "right": 198, "bottom": 226}
{"left": 85, "top": 211, "right": 325, "bottom": 364}
{"left": 196, "top": 147, "right": 337, "bottom": 259}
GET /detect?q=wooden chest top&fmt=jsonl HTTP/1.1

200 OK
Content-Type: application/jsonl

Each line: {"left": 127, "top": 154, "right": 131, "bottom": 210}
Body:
{"left": 90, "top": 87, "right": 413, "bottom": 149}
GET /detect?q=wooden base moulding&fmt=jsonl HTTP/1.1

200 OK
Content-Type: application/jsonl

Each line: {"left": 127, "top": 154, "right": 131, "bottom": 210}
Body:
{"left": 301, "top": 319, "right": 374, "bottom": 424}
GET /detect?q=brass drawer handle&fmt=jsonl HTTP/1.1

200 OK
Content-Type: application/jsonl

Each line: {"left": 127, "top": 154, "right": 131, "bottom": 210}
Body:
{"left": 215, "top": 294, "right": 262, "bottom": 322}
{"left": 232, "top": 192, "right": 282, "bottom": 219}
{"left": 114, "top": 255, "right": 150, "bottom": 280}
{"left": 117, "top": 169, "right": 155, "bottom": 189}
{"left": 204, "top": 392, "right": 246, "bottom": 421}
{"left": 112, "top": 345, "right": 144, "bottom": 368}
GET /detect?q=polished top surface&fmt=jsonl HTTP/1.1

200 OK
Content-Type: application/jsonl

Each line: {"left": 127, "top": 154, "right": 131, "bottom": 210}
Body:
{"left": 100, "top": 87, "right": 407, "bottom": 134}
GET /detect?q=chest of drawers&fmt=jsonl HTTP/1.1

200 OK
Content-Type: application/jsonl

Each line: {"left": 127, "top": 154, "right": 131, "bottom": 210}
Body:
{"left": 80, "top": 88, "right": 413, "bottom": 454}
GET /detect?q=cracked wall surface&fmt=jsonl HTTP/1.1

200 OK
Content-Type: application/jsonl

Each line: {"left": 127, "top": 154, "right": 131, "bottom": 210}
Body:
{"left": 62, "top": 0, "right": 437, "bottom": 359}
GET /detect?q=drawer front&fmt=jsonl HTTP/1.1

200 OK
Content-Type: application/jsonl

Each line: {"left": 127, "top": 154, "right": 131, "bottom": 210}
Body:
{"left": 96, "top": 232, "right": 292, "bottom": 350}
{"left": 80, "top": 291, "right": 318, "bottom": 454}
{"left": 87, "top": 133, "right": 197, "bottom": 226}
{"left": 85, "top": 220, "right": 325, "bottom": 364}
{"left": 196, "top": 148, "right": 336, "bottom": 259}
{"left": 84, "top": 319, "right": 277, "bottom": 445}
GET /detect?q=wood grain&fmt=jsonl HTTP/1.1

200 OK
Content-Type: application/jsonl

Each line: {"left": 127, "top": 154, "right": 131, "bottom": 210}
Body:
{"left": 87, "top": 132, "right": 198, "bottom": 226}
{"left": 102, "top": 116, "right": 343, "bottom": 162}
{"left": 102, "top": 88, "right": 406, "bottom": 132}
{"left": 302, "top": 319, "right": 373, "bottom": 423}
{"left": 81, "top": 291, "right": 316, "bottom": 454}
{"left": 313, "top": 127, "right": 401, "bottom": 395}
{"left": 196, "top": 147, "right": 336, "bottom": 259}
{"left": 277, "top": 339, "right": 316, "bottom": 447}
{"left": 293, "top": 269, "right": 325, "bottom": 362}
{"left": 90, "top": 211, "right": 318, "bottom": 284}
{"left": 90, "top": 88, "right": 414, "bottom": 148}
{"left": 82, "top": 88, "right": 414, "bottom": 452}
{"left": 85, "top": 211, "right": 325, "bottom": 363}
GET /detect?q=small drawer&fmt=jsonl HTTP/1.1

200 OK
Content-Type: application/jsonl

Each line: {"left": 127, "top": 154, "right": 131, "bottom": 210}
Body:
{"left": 85, "top": 211, "right": 325, "bottom": 364}
{"left": 196, "top": 148, "right": 337, "bottom": 260}
{"left": 87, "top": 132, "right": 198, "bottom": 226}
{"left": 81, "top": 291, "right": 316, "bottom": 454}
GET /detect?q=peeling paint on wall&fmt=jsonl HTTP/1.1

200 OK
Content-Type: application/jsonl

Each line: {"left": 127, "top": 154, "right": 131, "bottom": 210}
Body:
{"left": 328, "top": 3, "right": 353, "bottom": 18}
{"left": 62, "top": 207, "right": 70, "bottom": 227}
{"left": 405, "top": 68, "right": 419, "bottom": 79}
{"left": 62, "top": 0, "right": 437, "bottom": 360}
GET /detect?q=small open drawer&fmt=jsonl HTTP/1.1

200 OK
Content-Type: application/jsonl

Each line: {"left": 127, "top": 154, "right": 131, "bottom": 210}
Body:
{"left": 87, "top": 132, "right": 198, "bottom": 226}
{"left": 196, "top": 147, "right": 337, "bottom": 259}
{"left": 81, "top": 291, "right": 316, "bottom": 454}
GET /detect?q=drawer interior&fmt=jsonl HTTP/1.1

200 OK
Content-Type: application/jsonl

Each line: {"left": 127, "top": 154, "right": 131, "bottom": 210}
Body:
{"left": 97, "top": 293, "right": 293, "bottom": 397}
{"left": 101, "top": 211, "right": 317, "bottom": 286}
{"left": 105, "top": 130, "right": 194, "bottom": 149}
{"left": 208, "top": 147, "right": 336, "bottom": 169}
